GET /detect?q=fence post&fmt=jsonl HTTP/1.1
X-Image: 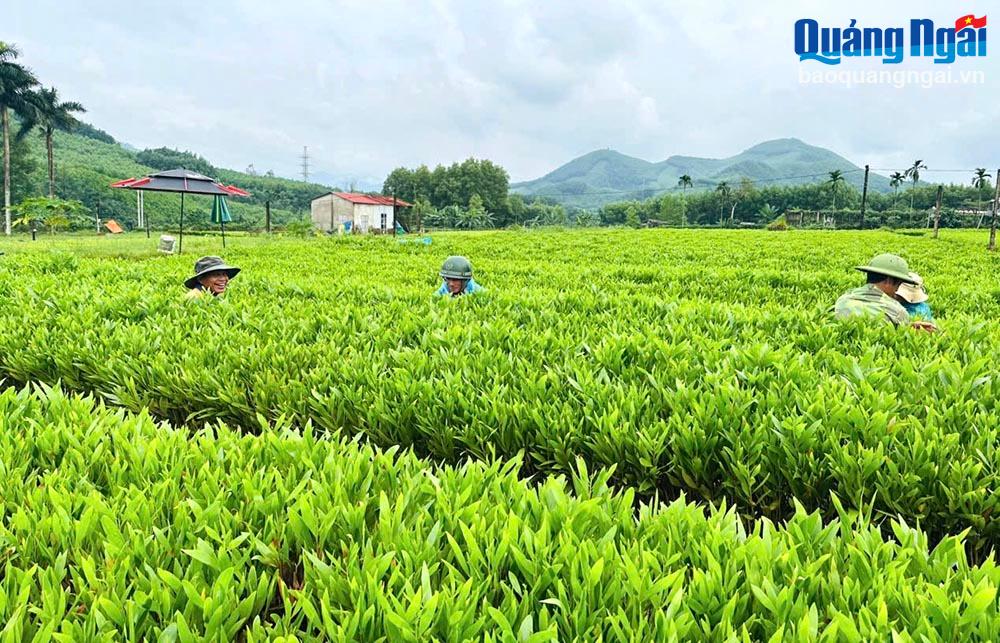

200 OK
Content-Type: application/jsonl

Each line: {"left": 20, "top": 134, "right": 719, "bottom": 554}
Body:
{"left": 859, "top": 164, "right": 869, "bottom": 229}
{"left": 989, "top": 169, "right": 1000, "bottom": 250}
{"left": 933, "top": 185, "right": 943, "bottom": 238}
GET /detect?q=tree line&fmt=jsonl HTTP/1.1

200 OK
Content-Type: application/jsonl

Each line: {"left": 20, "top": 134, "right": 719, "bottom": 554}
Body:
{"left": 600, "top": 166, "right": 996, "bottom": 229}
{"left": 383, "top": 158, "right": 997, "bottom": 231}
{"left": 382, "top": 159, "right": 575, "bottom": 230}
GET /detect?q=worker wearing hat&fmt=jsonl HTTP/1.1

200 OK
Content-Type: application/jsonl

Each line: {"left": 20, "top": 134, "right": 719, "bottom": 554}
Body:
{"left": 184, "top": 256, "right": 240, "bottom": 299}
{"left": 833, "top": 253, "right": 919, "bottom": 327}
{"left": 435, "top": 256, "right": 483, "bottom": 297}
{"left": 895, "top": 272, "right": 934, "bottom": 322}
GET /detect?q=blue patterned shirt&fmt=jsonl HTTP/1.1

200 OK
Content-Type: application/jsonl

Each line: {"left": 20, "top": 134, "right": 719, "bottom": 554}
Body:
{"left": 435, "top": 279, "right": 483, "bottom": 296}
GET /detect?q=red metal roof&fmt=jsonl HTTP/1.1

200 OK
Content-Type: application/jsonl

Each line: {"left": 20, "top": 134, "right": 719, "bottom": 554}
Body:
{"left": 332, "top": 192, "right": 412, "bottom": 207}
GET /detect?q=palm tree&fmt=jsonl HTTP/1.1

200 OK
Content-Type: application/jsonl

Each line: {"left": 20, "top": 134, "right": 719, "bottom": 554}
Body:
{"left": 905, "top": 159, "right": 927, "bottom": 212}
{"left": 677, "top": 174, "right": 692, "bottom": 195}
{"left": 973, "top": 168, "right": 993, "bottom": 228}
{"left": 0, "top": 42, "right": 39, "bottom": 235}
{"left": 825, "top": 170, "right": 846, "bottom": 210}
{"left": 889, "top": 172, "right": 906, "bottom": 206}
{"left": 758, "top": 203, "right": 779, "bottom": 223}
{"left": 715, "top": 181, "right": 731, "bottom": 224}
{"left": 21, "top": 87, "right": 85, "bottom": 197}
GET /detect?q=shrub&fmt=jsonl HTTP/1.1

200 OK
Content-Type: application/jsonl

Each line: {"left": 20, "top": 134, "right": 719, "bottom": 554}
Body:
{"left": 766, "top": 214, "right": 789, "bottom": 231}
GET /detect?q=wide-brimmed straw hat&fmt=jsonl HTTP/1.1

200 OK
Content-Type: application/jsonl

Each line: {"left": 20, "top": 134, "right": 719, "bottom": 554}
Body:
{"left": 854, "top": 253, "right": 918, "bottom": 284}
{"left": 896, "top": 271, "right": 928, "bottom": 304}
{"left": 184, "top": 256, "right": 240, "bottom": 289}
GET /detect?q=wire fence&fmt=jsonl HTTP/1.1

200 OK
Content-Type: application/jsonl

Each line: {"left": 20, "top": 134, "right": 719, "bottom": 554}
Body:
{"left": 773, "top": 208, "right": 992, "bottom": 230}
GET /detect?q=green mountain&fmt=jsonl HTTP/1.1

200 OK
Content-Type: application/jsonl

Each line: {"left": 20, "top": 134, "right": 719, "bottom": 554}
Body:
{"left": 511, "top": 138, "right": 892, "bottom": 209}
{"left": 5, "top": 120, "right": 335, "bottom": 230}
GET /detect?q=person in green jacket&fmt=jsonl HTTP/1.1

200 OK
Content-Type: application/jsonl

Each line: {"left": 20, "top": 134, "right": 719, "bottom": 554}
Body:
{"left": 833, "top": 253, "right": 935, "bottom": 330}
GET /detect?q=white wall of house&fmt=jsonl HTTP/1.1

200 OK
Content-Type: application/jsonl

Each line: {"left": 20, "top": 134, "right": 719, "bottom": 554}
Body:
{"left": 353, "top": 204, "right": 395, "bottom": 232}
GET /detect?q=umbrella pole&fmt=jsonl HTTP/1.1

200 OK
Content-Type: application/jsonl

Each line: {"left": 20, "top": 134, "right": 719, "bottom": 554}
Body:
{"left": 143, "top": 191, "right": 150, "bottom": 239}
{"left": 221, "top": 221, "right": 226, "bottom": 248}
{"left": 179, "top": 193, "right": 185, "bottom": 254}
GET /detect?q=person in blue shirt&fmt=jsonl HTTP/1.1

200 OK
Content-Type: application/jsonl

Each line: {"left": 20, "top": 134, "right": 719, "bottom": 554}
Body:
{"left": 895, "top": 271, "right": 934, "bottom": 323}
{"left": 435, "top": 255, "right": 484, "bottom": 296}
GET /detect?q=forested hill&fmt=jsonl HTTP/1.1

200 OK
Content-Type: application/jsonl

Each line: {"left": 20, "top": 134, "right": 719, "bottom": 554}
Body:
{"left": 512, "top": 138, "right": 892, "bottom": 209}
{"left": 6, "top": 119, "right": 334, "bottom": 229}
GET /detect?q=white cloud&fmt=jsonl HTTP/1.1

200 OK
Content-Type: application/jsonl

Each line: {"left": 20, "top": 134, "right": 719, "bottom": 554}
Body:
{"left": 78, "top": 52, "right": 106, "bottom": 77}
{"left": 637, "top": 97, "right": 660, "bottom": 131}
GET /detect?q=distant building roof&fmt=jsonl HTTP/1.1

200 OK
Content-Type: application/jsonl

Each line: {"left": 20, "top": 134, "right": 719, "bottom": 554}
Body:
{"left": 321, "top": 192, "right": 412, "bottom": 207}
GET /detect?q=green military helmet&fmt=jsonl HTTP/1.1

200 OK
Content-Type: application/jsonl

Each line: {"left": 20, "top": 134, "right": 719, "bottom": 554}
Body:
{"left": 855, "top": 253, "right": 918, "bottom": 283}
{"left": 440, "top": 255, "right": 473, "bottom": 280}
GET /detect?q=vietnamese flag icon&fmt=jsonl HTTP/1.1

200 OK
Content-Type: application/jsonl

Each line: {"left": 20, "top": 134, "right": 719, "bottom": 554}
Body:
{"left": 955, "top": 14, "right": 987, "bottom": 31}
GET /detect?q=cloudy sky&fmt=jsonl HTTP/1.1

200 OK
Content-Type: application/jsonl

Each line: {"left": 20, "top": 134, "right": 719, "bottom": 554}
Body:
{"left": 9, "top": 0, "right": 996, "bottom": 187}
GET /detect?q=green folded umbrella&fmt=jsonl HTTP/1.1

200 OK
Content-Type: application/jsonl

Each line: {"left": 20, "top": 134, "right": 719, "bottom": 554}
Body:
{"left": 211, "top": 195, "right": 232, "bottom": 248}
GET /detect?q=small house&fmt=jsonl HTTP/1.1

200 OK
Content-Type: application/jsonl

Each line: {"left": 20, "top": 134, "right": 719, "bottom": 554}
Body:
{"left": 310, "top": 192, "right": 411, "bottom": 234}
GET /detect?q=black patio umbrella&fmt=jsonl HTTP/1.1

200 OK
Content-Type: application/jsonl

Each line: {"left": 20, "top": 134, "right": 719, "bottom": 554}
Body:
{"left": 110, "top": 169, "right": 250, "bottom": 253}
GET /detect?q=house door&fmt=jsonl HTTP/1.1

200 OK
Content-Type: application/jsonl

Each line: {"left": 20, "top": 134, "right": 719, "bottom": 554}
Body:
{"left": 380, "top": 212, "right": 387, "bottom": 231}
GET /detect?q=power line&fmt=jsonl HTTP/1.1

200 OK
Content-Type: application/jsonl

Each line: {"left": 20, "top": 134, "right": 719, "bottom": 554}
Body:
{"left": 871, "top": 168, "right": 986, "bottom": 173}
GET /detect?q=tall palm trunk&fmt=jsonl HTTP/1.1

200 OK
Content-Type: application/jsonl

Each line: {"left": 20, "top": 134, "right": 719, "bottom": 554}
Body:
{"left": 46, "top": 128, "right": 54, "bottom": 198}
{"left": 2, "top": 105, "right": 10, "bottom": 236}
